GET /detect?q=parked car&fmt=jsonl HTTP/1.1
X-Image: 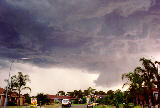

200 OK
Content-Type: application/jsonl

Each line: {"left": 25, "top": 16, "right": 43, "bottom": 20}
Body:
{"left": 62, "top": 99, "right": 71, "bottom": 107}
{"left": 87, "top": 102, "right": 99, "bottom": 108}
{"left": 87, "top": 102, "right": 93, "bottom": 108}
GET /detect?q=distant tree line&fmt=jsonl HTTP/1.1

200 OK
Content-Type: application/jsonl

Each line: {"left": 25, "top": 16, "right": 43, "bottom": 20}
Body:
{"left": 58, "top": 87, "right": 106, "bottom": 96}
{"left": 57, "top": 87, "right": 106, "bottom": 104}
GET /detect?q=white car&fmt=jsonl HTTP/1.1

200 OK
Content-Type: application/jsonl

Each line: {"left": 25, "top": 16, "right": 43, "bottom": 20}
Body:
{"left": 87, "top": 104, "right": 93, "bottom": 108}
{"left": 87, "top": 102, "right": 93, "bottom": 108}
{"left": 62, "top": 99, "right": 71, "bottom": 107}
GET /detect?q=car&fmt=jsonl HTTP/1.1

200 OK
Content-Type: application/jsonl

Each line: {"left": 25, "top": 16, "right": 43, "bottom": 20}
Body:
{"left": 92, "top": 103, "right": 99, "bottom": 106}
{"left": 62, "top": 99, "right": 71, "bottom": 107}
{"left": 87, "top": 102, "right": 99, "bottom": 108}
{"left": 87, "top": 104, "right": 93, "bottom": 108}
{"left": 87, "top": 102, "right": 93, "bottom": 108}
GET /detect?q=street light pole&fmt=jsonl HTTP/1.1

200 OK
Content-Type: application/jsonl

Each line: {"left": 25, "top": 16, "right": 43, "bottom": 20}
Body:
{"left": 4, "top": 58, "right": 30, "bottom": 108}
{"left": 4, "top": 59, "right": 14, "bottom": 108}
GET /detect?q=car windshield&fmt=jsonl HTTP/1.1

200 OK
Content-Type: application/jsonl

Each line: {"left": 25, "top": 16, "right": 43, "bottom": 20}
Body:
{"left": 62, "top": 100, "right": 69, "bottom": 103}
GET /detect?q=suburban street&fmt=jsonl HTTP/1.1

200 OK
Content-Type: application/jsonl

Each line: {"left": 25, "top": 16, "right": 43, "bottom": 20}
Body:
{"left": 35, "top": 105, "right": 87, "bottom": 108}
{"left": 70, "top": 105, "right": 87, "bottom": 108}
{"left": 59, "top": 105, "right": 87, "bottom": 108}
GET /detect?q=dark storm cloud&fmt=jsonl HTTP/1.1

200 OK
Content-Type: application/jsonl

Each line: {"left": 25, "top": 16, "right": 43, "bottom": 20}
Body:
{"left": 0, "top": 0, "right": 160, "bottom": 87}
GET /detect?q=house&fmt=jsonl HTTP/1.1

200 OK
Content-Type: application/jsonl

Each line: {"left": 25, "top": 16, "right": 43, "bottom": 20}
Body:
{"left": 47, "top": 95, "right": 76, "bottom": 104}
{"left": 9, "top": 92, "right": 25, "bottom": 106}
{"left": 152, "top": 87, "right": 159, "bottom": 102}
{"left": 0, "top": 88, "right": 25, "bottom": 106}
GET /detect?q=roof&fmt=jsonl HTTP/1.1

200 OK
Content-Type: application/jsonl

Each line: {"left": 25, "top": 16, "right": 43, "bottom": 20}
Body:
{"left": 152, "top": 87, "right": 157, "bottom": 91}
{"left": 10, "top": 92, "right": 24, "bottom": 97}
{"left": 0, "top": 88, "right": 5, "bottom": 95}
{"left": 47, "top": 95, "right": 76, "bottom": 100}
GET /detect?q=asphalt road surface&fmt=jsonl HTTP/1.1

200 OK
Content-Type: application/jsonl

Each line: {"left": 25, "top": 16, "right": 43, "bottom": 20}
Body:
{"left": 36, "top": 104, "right": 87, "bottom": 108}
{"left": 62, "top": 105, "right": 87, "bottom": 108}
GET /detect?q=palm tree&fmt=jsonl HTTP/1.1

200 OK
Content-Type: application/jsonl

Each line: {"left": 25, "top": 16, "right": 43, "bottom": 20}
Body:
{"left": 153, "top": 61, "right": 160, "bottom": 105}
{"left": 122, "top": 67, "right": 143, "bottom": 106}
{"left": 87, "top": 87, "right": 96, "bottom": 95}
{"left": 139, "top": 58, "right": 156, "bottom": 108}
{"left": 12, "top": 72, "right": 31, "bottom": 106}
{"left": 122, "top": 57, "right": 160, "bottom": 107}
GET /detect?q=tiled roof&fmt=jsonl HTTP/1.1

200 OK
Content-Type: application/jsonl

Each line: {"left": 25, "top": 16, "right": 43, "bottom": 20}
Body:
{"left": 11, "top": 92, "right": 24, "bottom": 97}
{"left": 47, "top": 95, "right": 76, "bottom": 99}
{"left": 152, "top": 87, "right": 157, "bottom": 91}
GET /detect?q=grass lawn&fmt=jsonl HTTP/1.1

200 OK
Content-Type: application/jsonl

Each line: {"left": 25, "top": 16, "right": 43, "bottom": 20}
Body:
{"left": 1, "top": 104, "right": 61, "bottom": 108}
{"left": 94, "top": 105, "right": 141, "bottom": 108}
{"left": 94, "top": 105, "right": 116, "bottom": 108}
{"left": 1, "top": 106, "right": 30, "bottom": 108}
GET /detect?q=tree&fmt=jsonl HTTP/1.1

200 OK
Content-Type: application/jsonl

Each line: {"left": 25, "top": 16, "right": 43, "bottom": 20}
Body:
{"left": 74, "top": 96, "right": 79, "bottom": 104}
{"left": 83, "top": 90, "right": 89, "bottom": 96}
{"left": 12, "top": 72, "right": 31, "bottom": 106}
{"left": 122, "top": 57, "right": 158, "bottom": 108}
{"left": 23, "top": 93, "right": 31, "bottom": 104}
{"left": 139, "top": 58, "right": 156, "bottom": 107}
{"left": 72, "top": 90, "right": 83, "bottom": 98}
{"left": 152, "top": 61, "right": 160, "bottom": 105}
{"left": 4, "top": 76, "right": 17, "bottom": 102}
{"left": 77, "top": 90, "right": 83, "bottom": 98}
{"left": 114, "top": 89, "right": 124, "bottom": 107}
{"left": 105, "top": 90, "right": 114, "bottom": 105}
{"left": 66, "top": 92, "right": 74, "bottom": 97}
{"left": 36, "top": 93, "right": 50, "bottom": 105}
{"left": 87, "top": 87, "right": 96, "bottom": 95}
{"left": 82, "top": 96, "right": 86, "bottom": 104}
{"left": 96, "top": 97, "right": 105, "bottom": 104}
{"left": 122, "top": 67, "right": 143, "bottom": 105}
{"left": 57, "top": 91, "right": 65, "bottom": 96}
{"left": 94, "top": 91, "right": 106, "bottom": 95}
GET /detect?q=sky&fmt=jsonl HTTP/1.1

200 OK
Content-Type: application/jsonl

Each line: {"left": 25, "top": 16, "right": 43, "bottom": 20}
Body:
{"left": 0, "top": 0, "right": 160, "bottom": 96}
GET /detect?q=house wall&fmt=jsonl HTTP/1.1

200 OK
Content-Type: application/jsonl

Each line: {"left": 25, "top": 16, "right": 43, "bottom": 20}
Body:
{"left": 49, "top": 99, "right": 54, "bottom": 103}
{"left": 15, "top": 97, "right": 24, "bottom": 106}
{"left": 0, "top": 93, "right": 25, "bottom": 106}
{"left": 20, "top": 97, "right": 23, "bottom": 106}
{"left": 0, "top": 95, "right": 5, "bottom": 106}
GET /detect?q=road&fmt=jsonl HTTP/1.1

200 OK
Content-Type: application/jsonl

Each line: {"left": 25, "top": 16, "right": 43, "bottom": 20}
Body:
{"left": 35, "top": 104, "right": 87, "bottom": 108}
{"left": 71, "top": 105, "right": 87, "bottom": 108}
{"left": 61, "top": 105, "right": 87, "bottom": 108}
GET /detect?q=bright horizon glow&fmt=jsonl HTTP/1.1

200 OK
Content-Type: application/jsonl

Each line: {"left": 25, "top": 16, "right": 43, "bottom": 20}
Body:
{"left": 1, "top": 61, "right": 127, "bottom": 96}
{"left": 2, "top": 62, "right": 100, "bottom": 96}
